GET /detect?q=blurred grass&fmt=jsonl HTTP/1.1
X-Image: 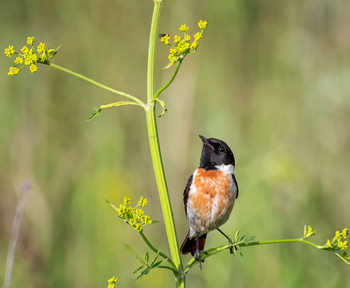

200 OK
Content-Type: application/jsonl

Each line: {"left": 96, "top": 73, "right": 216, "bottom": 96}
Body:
{"left": 1, "top": 0, "right": 350, "bottom": 287}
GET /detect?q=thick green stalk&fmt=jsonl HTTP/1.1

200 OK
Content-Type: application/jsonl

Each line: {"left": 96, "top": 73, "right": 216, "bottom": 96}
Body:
{"left": 146, "top": 1, "right": 184, "bottom": 287}
{"left": 145, "top": 107, "right": 184, "bottom": 286}
{"left": 147, "top": 1, "right": 162, "bottom": 103}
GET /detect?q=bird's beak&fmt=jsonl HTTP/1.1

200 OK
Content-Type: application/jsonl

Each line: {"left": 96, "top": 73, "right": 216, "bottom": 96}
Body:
{"left": 199, "top": 135, "right": 210, "bottom": 146}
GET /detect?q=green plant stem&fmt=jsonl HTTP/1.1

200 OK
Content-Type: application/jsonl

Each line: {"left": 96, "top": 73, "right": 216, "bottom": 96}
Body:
{"left": 49, "top": 63, "right": 145, "bottom": 107}
{"left": 145, "top": 107, "right": 184, "bottom": 286}
{"left": 335, "top": 252, "right": 350, "bottom": 265}
{"left": 139, "top": 231, "right": 178, "bottom": 272}
{"left": 146, "top": 2, "right": 184, "bottom": 287}
{"left": 146, "top": 1, "right": 162, "bottom": 103}
{"left": 99, "top": 101, "right": 145, "bottom": 110}
{"left": 153, "top": 60, "right": 182, "bottom": 100}
{"left": 183, "top": 237, "right": 323, "bottom": 274}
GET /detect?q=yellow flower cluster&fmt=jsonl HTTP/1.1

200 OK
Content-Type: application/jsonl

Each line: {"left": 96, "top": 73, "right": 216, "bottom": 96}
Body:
{"left": 161, "top": 20, "right": 208, "bottom": 68}
{"left": 107, "top": 277, "right": 118, "bottom": 288}
{"left": 4, "top": 36, "right": 58, "bottom": 76}
{"left": 117, "top": 196, "right": 152, "bottom": 232}
{"left": 324, "top": 228, "right": 349, "bottom": 260}
{"left": 303, "top": 225, "right": 316, "bottom": 238}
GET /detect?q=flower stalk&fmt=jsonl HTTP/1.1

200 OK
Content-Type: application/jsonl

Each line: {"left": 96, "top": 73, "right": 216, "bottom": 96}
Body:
{"left": 145, "top": 1, "right": 184, "bottom": 287}
{"left": 183, "top": 226, "right": 350, "bottom": 274}
{"left": 50, "top": 63, "right": 145, "bottom": 106}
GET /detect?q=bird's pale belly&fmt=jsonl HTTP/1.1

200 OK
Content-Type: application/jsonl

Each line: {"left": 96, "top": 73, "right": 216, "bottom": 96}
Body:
{"left": 186, "top": 168, "right": 237, "bottom": 238}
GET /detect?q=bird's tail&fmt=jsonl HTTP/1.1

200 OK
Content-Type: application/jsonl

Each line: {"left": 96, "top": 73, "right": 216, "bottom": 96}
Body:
{"left": 180, "top": 231, "right": 207, "bottom": 256}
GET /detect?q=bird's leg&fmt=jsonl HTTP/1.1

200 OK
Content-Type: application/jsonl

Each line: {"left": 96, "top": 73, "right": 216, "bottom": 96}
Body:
{"left": 217, "top": 228, "right": 236, "bottom": 254}
{"left": 194, "top": 232, "right": 207, "bottom": 270}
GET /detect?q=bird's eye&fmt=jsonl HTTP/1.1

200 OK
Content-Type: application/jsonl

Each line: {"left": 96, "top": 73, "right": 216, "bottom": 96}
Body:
{"left": 218, "top": 146, "right": 225, "bottom": 152}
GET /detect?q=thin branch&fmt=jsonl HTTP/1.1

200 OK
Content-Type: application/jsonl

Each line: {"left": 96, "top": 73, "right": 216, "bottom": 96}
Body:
{"left": 139, "top": 231, "right": 178, "bottom": 272}
{"left": 183, "top": 237, "right": 337, "bottom": 274}
{"left": 49, "top": 63, "right": 145, "bottom": 107}
{"left": 153, "top": 60, "right": 182, "bottom": 100}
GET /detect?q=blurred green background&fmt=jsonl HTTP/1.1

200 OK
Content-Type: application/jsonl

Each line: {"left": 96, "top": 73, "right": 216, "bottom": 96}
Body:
{"left": 1, "top": 0, "right": 350, "bottom": 287}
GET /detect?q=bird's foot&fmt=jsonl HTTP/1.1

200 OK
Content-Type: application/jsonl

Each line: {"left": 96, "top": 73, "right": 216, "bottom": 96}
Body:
{"left": 228, "top": 240, "right": 238, "bottom": 254}
{"left": 194, "top": 249, "right": 208, "bottom": 270}
{"left": 217, "top": 228, "right": 237, "bottom": 254}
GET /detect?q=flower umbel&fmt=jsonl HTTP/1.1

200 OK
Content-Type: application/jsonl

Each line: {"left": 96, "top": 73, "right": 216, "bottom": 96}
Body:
{"left": 8, "top": 67, "right": 20, "bottom": 76}
{"left": 161, "top": 34, "right": 170, "bottom": 45}
{"left": 303, "top": 225, "right": 316, "bottom": 238}
{"left": 138, "top": 196, "right": 147, "bottom": 207}
{"left": 37, "top": 42, "right": 46, "bottom": 53}
{"left": 160, "top": 20, "right": 208, "bottom": 68}
{"left": 320, "top": 228, "right": 350, "bottom": 262}
{"left": 27, "top": 36, "right": 35, "bottom": 46}
{"left": 4, "top": 46, "right": 15, "bottom": 57}
{"left": 4, "top": 36, "right": 59, "bottom": 76}
{"left": 198, "top": 20, "right": 208, "bottom": 30}
{"left": 107, "top": 277, "right": 118, "bottom": 288}
{"left": 179, "top": 24, "right": 189, "bottom": 32}
{"left": 14, "top": 57, "right": 24, "bottom": 64}
{"left": 124, "top": 196, "right": 131, "bottom": 205}
{"left": 30, "top": 64, "right": 38, "bottom": 73}
{"left": 108, "top": 196, "right": 153, "bottom": 232}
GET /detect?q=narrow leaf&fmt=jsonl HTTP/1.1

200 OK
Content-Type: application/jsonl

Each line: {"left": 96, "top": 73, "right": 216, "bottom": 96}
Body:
{"left": 124, "top": 244, "right": 146, "bottom": 265}
{"left": 154, "top": 99, "right": 168, "bottom": 117}
{"left": 86, "top": 101, "right": 142, "bottom": 121}
{"left": 106, "top": 199, "right": 119, "bottom": 214}
{"left": 145, "top": 252, "right": 149, "bottom": 264}
{"left": 151, "top": 258, "right": 167, "bottom": 268}
{"left": 234, "top": 230, "right": 241, "bottom": 242}
{"left": 150, "top": 254, "right": 159, "bottom": 266}
{"left": 133, "top": 265, "right": 145, "bottom": 274}
{"left": 136, "top": 267, "right": 151, "bottom": 280}
{"left": 86, "top": 107, "right": 101, "bottom": 121}
{"left": 100, "top": 101, "right": 140, "bottom": 110}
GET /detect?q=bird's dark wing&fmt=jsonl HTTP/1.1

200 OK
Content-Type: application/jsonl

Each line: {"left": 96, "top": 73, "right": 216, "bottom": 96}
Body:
{"left": 183, "top": 174, "right": 193, "bottom": 216}
{"left": 232, "top": 173, "right": 239, "bottom": 198}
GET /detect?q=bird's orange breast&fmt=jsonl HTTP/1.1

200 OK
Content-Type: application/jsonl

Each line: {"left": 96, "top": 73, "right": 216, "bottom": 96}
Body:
{"left": 187, "top": 168, "right": 235, "bottom": 233}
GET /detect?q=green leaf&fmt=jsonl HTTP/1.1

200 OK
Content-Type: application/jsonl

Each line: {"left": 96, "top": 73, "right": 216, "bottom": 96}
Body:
{"left": 151, "top": 258, "right": 167, "bottom": 268}
{"left": 150, "top": 254, "right": 159, "bottom": 266}
{"left": 136, "top": 267, "right": 151, "bottom": 280}
{"left": 154, "top": 99, "right": 168, "bottom": 117}
{"left": 106, "top": 199, "right": 119, "bottom": 214}
{"left": 133, "top": 252, "right": 169, "bottom": 280}
{"left": 133, "top": 265, "right": 145, "bottom": 274}
{"left": 50, "top": 45, "right": 61, "bottom": 57}
{"left": 86, "top": 101, "right": 142, "bottom": 121}
{"left": 86, "top": 107, "right": 101, "bottom": 121}
{"left": 145, "top": 252, "right": 149, "bottom": 264}
{"left": 245, "top": 235, "right": 255, "bottom": 242}
{"left": 234, "top": 230, "right": 241, "bottom": 242}
{"left": 124, "top": 244, "right": 146, "bottom": 265}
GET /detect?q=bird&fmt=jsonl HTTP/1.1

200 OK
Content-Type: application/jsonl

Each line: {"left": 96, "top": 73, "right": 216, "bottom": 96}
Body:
{"left": 180, "top": 135, "right": 239, "bottom": 269}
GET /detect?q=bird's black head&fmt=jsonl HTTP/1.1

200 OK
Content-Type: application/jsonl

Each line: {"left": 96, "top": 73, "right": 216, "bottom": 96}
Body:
{"left": 198, "top": 135, "right": 235, "bottom": 170}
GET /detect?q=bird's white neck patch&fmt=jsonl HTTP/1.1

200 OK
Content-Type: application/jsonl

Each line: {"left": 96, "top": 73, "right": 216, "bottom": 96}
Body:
{"left": 215, "top": 164, "right": 234, "bottom": 174}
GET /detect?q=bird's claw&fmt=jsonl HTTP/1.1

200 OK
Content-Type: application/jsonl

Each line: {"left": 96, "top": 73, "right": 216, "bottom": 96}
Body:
{"left": 194, "top": 249, "right": 207, "bottom": 270}
{"left": 227, "top": 239, "right": 237, "bottom": 254}
{"left": 229, "top": 242, "right": 238, "bottom": 254}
